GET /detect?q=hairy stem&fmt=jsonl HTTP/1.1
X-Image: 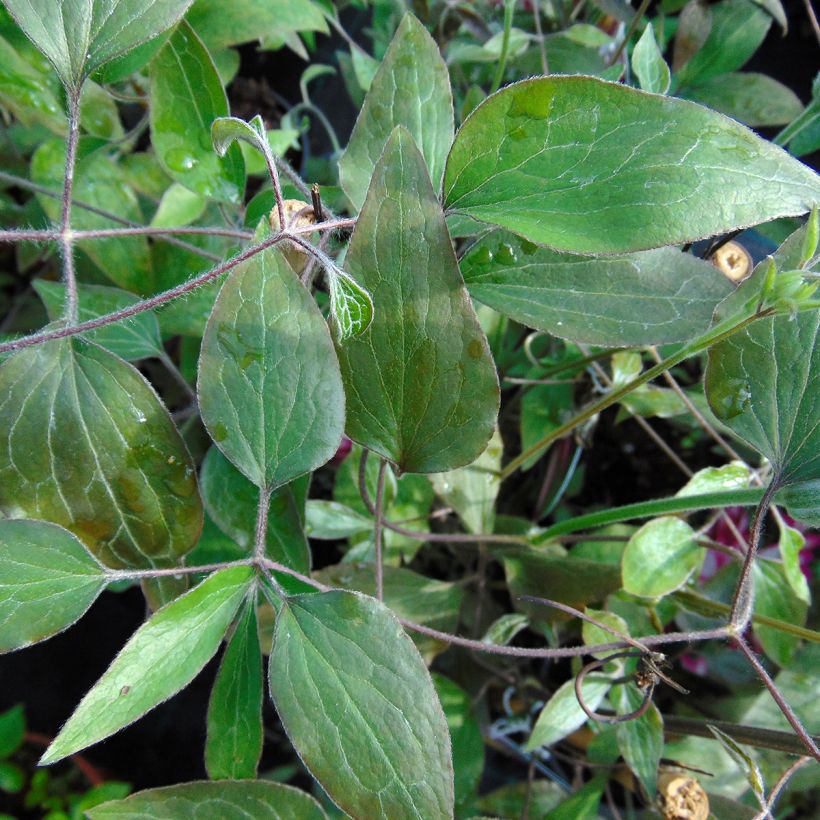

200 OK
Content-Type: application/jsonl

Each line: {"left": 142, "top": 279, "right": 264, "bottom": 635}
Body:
{"left": 61, "top": 91, "right": 82, "bottom": 324}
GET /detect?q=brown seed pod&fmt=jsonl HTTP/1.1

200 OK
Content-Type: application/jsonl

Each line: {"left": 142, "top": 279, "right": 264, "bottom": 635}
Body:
{"left": 268, "top": 198, "right": 317, "bottom": 273}
{"left": 710, "top": 240, "right": 752, "bottom": 283}
{"left": 657, "top": 770, "right": 709, "bottom": 820}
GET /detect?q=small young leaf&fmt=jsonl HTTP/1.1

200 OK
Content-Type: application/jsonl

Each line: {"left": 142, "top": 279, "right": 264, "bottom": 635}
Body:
{"left": 632, "top": 25, "right": 671, "bottom": 95}
{"left": 429, "top": 429, "right": 503, "bottom": 534}
{"left": 205, "top": 601, "right": 263, "bottom": 780}
{"left": 32, "top": 280, "right": 164, "bottom": 362}
{"left": 707, "top": 725, "right": 765, "bottom": 800}
{"left": 150, "top": 22, "right": 244, "bottom": 203}
{"left": 753, "top": 559, "right": 808, "bottom": 665}
{"left": 200, "top": 447, "right": 310, "bottom": 573}
{"left": 0, "top": 519, "right": 106, "bottom": 653}
{"left": 150, "top": 183, "right": 207, "bottom": 228}
{"left": 336, "top": 127, "right": 499, "bottom": 474}
{"left": 339, "top": 13, "right": 454, "bottom": 211}
{"left": 0, "top": 704, "right": 25, "bottom": 758}
{"left": 525, "top": 674, "right": 610, "bottom": 750}
{"left": 0, "top": 339, "right": 203, "bottom": 569}
{"left": 305, "top": 500, "right": 373, "bottom": 539}
{"left": 461, "top": 233, "right": 731, "bottom": 346}
{"left": 87, "top": 781, "right": 327, "bottom": 819}
{"left": 582, "top": 608, "right": 631, "bottom": 659}
{"left": 211, "top": 115, "right": 268, "bottom": 158}
{"left": 41, "top": 566, "right": 254, "bottom": 765}
{"left": 198, "top": 246, "right": 345, "bottom": 491}
{"left": 777, "top": 519, "right": 810, "bottom": 604}
{"left": 622, "top": 517, "right": 705, "bottom": 599}
{"left": 444, "top": 76, "right": 820, "bottom": 254}
{"left": 676, "top": 464, "right": 751, "bottom": 497}
{"left": 615, "top": 685, "right": 663, "bottom": 796}
{"left": 706, "top": 310, "right": 819, "bottom": 486}
{"left": 268, "top": 590, "right": 454, "bottom": 818}
{"left": 327, "top": 270, "right": 374, "bottom": 341}
{"left": 2, "top": 0, "right": 193, "bottom": 91}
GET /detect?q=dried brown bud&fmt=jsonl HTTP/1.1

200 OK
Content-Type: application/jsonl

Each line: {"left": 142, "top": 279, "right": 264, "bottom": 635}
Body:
{"left": 657, "top": 770, "right": 709, "bottom": 820}
{"left": 710, "top": 240, "right": 752, "bottom": 283}
{"left": 268, "top": 198, "right": 317, "bottom": 273}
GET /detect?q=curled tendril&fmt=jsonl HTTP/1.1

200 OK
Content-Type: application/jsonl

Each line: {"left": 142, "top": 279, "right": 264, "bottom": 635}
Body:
{"left": 574, "top": 649, "right": 689, "bottom": 725}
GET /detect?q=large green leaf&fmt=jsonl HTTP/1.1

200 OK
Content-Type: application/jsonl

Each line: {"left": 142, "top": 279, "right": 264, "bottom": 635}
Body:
{"left": 0, "top": 519, "right": 106, "bottom": 653}
{"left": 0, "top": 339, "right": 202, "bottom": 568}
{"left": 199, "top": 446, "right": 309, "bottom": 571}
{"left": 269, "top": 590, "right": 454, "bottom": 818}
{"left": 150, "top": 22, "right": 244, "bottom": 203}
{"left": 705, "top": 309, "right": 819, "bottom": 486}
{"left": 753, "top": 559, "right": 807, "bottom": 666}
{"left": 336, "top": 127, "right": 498, "bottom": 474}
{"left": 198, "top": 246, "right": 345, "bottom": 491}
{"left": 41, "top": 566, "right": 254, "bottom": 764}
{"left": 681, "top": 73, "right": 804, "bottom": 128}
{"left": 31, "top": 138, "right": 153, "bottom": 293}
{"left": 673, "top": 0, "right": 770, "bottom": 90}
{"left": 461, "top": 233, "right": 732, "bottom": 345}
{"left": 88, "top": 781, "right": 327, "bottom": 819}
{"left": 1, "top": 0, "right": 193, "bottom": 91}
{"left": 205, "top": 601, "right": 263, "bottom": 780}
{"left": 186, "top": 0, "right": 327, "bottom": 50}
{"left": 443, "top": 76, "right": 820, "bottom": 254}
{"left": 339, "top": 13, "right": 454, "bottom": 211}
{"left": 33, "top": 280, "right": 164, "bottom": 361}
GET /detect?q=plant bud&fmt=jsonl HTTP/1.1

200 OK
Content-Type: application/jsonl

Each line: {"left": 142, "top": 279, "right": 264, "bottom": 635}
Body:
{"left": 268, "top": 198, "right": 317, "bottom": 273}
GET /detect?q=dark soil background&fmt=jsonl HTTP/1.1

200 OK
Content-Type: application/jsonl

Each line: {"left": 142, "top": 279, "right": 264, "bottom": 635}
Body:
{"left": 1, "top": 1, "right": 818, "bottom": 813}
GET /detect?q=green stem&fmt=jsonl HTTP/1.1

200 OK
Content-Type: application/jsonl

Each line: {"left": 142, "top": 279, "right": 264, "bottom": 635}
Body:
{"left": 608, "top": 0, "right": 652, "bottom": 67}
{"left": 490, "top": 0, "right": 516, "bottom": 94}
{"left": 532, "top": 488, "right": 765, "bottom": 544}
{"left": 675, "top": 590, "right": 820, "bottom": 643}
{"left": 500, "top": 309, "right": 770, "bottom": 480}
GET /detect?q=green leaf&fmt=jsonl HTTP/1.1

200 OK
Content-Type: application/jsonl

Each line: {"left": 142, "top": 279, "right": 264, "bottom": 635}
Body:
{"left": 432, "top": 675, "right": 484, "bottom": 810}
{"left": 268, "top": 590, "right": 454, "bottom": 818}
{"left": 615, "top": 684, "right": 663, "bottom": 796}
{"left": 87, "top": 781, "right": 327, "bottom": 819}
{"left": 674, "top": 0, "right": 770, "bottom": 90}
{"left": 707, "top": 725, "right": 765, "bottom": 800}
{"left": 150, "top": 22, "right": 244, "bottom": 203}
{"left": 211, "top": 114, "right": 267, "bottom": 158}
{"left": 313, "top": 563, "right": 464, "bottom": 661}
{"left": 461, "top": 233, "right": 732, "bottom": 346}
{"left": 676, "top": 463, "right": 751, "bottom": 497}
{"left": 503, "top": 550, "right": 622, "bottom": 619}
{"left": 305, "top": 500, "right": 373, "bottom": 540}
{"left": 544, "top": 776, "right": 605, "bottom": 820}
{"left": 622, "top": 517, "right": 705, "bottom": 598}
{"left": 429, "top": 429, "right": 502, "bottom": 534}
{"left": 777, "top": 519, "right": 810, "bottom": 603}
{"left": 582, "top": 608, "right": 631, "bottom": 658}
{"left": 186, "top": 0, "right": 327, "bottom": 50}
{"left": 327, "top": 271, "right": 374, "bottom": 341}
{"left": 205, "top": 601, "right": 263, "bottom": 780}
{"left": 200, "top": 447, "right": 310, "bottom": 573}
{"left": 753, "top": 559, "right": 807, "bottom": 665}
{"left": 336, "top": 127, "right": 498, "bottom": 474}
{"left": 682, "top": 73, "right": 804, "bottom": 128}
{"left": 31, "top": 138, "right": 153, "bottom": 293}
{"left": 443, "top": 76, "right": 820, "bottom": 254}
{"left": 0, "top": 339, "right": 203, "bottom": 568}
{"left": 80, "top": 80, "right": 123, "bottom": 140}
{"left": 198, "top": 246, "right": 345, "bottom": 490}
{"left": 339, "top": 13, "right": 454, "bottom": 211}
{"left": 476, "top": 782, "right": 565, "bottom": 818}
{"left": 41, "top": 566, "right": 254, "bottom": 764}
{"left": 150, "top": 183, "right": 207, "bottom": 228}
{"left": 705, "top": 310, "right": 820, "bottom": 486}
{"left": 0, "top": 704, "right": 24, "bottom": 758}
{"left": 525, "top": 674, "right": 610, "bottom": 750}
{"left": 1, "top": 0, "right": 193, "bottom": 91}
{"left": 0, "top": 519, "right": 106, "bottom": 653}
{"left": 632, "top": 25, "right": 670, "bottom": 94}
{"left": 32, "top": 280, "right": 163, "bottom": 361}
{"left": 777, "top": 479, "right": 820, "bottom": 527}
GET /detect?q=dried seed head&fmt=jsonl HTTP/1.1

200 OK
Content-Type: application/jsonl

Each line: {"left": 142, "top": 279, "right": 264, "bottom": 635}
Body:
{"left": 710, "top": 240, "right": 752, "bottom": 283}
{"left": 657, "top": 770, "right": 709, "bottom": 820}
{"left": 269, "top": 199, "right": 317, "bottom": 273}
